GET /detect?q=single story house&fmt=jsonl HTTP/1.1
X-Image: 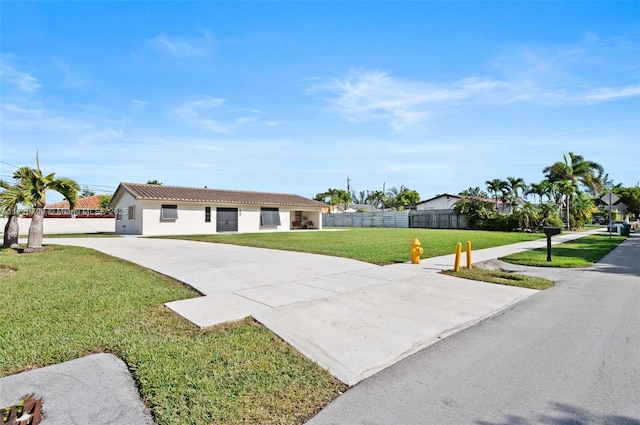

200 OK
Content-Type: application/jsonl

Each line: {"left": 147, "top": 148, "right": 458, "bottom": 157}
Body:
{"left": 109, "top": 182, "right": 327, "bottom": 236}
{"left": 415, "top": 194, "right": 463, "bottom": 211}
{"left": 44, "top": 195, "right": 109, "bottom": 217}
{"left": 415, "top": 193, "right": 515, "bottom": 214}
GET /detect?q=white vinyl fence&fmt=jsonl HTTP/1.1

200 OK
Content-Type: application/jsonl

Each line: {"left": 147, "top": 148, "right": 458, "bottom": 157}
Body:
{"left": 0, "top": 217, "right": 115, "bottom": 235}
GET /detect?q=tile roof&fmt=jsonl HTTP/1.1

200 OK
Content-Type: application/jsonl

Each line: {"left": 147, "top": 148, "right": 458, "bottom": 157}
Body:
{"left": 45, "top": 195, "right": 103, "bottom": 210}
{"left": 115, "top": 183, "right": 328, "bottom": 208}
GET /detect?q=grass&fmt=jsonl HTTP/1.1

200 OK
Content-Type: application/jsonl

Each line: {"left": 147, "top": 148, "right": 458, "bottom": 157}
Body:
{"left": 159, "top": 228, "right": 545, "bottom": 265}
{"left": 0, "top": 246, "right": 345, "bottom": 425}
{"left": 501, "top": 233, "right": 627, "bottom": 268}
{"left": 442, "top": 268, "right": 554, "bottom": 290}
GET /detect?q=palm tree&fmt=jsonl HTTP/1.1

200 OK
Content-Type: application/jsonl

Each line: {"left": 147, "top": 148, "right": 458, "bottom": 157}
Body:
{"left": 505, "top": 177, "right": 527, "bottom": 214}
{"left": 14, "top": 156, "right": 80, "bottom": 252}
{"left": 485, "top": 179, "right": 508, "bottom": 213}
{"left": 543, "top": 152, "right": 604, "bottom": 193}
{"left": 365, "top": 190, "right": 385, "bottom": 212}
{"left": 0, "top": 180, "right": 27, "bottom": 248}
{"left": 513, "top": 201, "right": 540, "bottom": 231}
{"left": 571, "top": 192, "right": 596, "bottom": 228}
{"left": 555, "top": 180, "right": 577, "bottom": 229}
{"left": 526, "top": 182, "right": 545, "bottom": 205}
{"left": 459, "top": 187, "right": 488, "bottom": 198}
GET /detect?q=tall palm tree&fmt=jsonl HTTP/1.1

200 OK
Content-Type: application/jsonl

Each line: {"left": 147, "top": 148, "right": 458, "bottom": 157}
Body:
{"left": 0, "top": 180, "right": 27, "bottom": 248}
{"left": 526, "top": 182, "right": 544, "bottom": 205}
{"left": 505, "top": 176, "right": 527, "bottom": 214}
{"left": 544, "top": 153, "right": 603, "bottom": 229}
{"left": 485, "top": 179, "right": 508, "bottom": 213}
{"left": 14, "top": 156, "right": 80, "bottom": 252}
{"left": 543, "top": 152, "right": 604, "bottom": 193}
{"left": 555, "top": 180, "right": 577, "bottom": 229}
{"left": 365, "top": 190, "right": 385, "bottom": 211}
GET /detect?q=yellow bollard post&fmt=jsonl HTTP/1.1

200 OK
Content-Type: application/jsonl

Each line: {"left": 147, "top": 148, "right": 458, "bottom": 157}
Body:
{"left": 466, "top": 241, "right": 472, "bottom": 269}
{"left": 454, "top": 242, "right": 462, "bottom": 272}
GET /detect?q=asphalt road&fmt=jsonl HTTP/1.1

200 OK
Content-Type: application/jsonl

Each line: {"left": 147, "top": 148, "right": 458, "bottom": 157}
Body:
{"left": 307, "top": 234, "right": 640, "bottom": 425}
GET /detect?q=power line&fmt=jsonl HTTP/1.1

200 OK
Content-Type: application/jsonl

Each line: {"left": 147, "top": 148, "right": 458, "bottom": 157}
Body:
{"left": 0, "top": 160, "right": 20, "bottom": 169}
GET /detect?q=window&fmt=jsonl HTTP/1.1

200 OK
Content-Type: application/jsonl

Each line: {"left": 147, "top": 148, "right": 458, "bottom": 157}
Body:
{"left": 260, "top": 207, "right": 281, "bottom": 226}
{"left": 161, "top": 204, "right": 178, "bottom": 220}
{"left": 128, "top": 205, "right": 135, "bottom": 220}
{"left": 205, "top": 206, "right": 211, "bottom": 223}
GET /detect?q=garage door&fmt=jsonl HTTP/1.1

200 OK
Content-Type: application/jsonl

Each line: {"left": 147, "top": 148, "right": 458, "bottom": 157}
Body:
{"left": 216, "top": 208, "right": 238, "bottom": 232}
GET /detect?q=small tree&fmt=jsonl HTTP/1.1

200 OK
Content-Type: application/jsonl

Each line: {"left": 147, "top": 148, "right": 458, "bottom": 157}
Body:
{"left": 454, "top": 197, "right": 494, "bottom": 229}
{"left": 14, "top": 154, "right": 80, "bottom": 252}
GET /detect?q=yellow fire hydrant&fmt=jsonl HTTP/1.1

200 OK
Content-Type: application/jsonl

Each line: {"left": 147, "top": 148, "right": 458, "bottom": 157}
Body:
{"left": 411, "top": 238, "right": 424, "bottom": 264}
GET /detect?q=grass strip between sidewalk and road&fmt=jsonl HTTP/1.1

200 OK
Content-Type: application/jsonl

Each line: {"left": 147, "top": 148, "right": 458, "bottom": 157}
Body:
{"left": 442, "top": 268, "right": 554, "bottom": 290}
{"left": 0, "top": 246, "right": 345, "bottom": 425}
{"left": 159, "top": 228, "right": 544, "bottom": 265}
{"left": 500, "top": 233, "right": 627, "bottom": 268}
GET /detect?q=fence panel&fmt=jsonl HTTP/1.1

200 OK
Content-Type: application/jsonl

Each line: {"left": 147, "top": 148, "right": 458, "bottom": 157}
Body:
{"left": 408, "top": 210, "right": 468, "bottom": 229}
{"left": 322, "top": 210, "right": 467, "bottom": 229}
{"left": 322, "top": 211, "right": 409, "bottom": 228}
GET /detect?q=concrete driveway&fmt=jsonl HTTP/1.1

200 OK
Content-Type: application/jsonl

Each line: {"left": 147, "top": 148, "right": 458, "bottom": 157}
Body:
{"left": 47, "top": 231, "right": 593, "bottom": 385}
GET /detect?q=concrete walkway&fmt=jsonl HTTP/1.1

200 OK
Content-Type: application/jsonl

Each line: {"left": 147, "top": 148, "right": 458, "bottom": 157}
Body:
{"left": 45, "top": 229, "right": 599, "bottom": 385}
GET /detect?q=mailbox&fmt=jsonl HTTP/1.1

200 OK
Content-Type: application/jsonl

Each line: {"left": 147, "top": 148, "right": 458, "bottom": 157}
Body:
{"left": 542, "top": 226, "right": 562, "bottom": 236}
{"left": 542, "top": 226, "right": 562, "bottom": 261}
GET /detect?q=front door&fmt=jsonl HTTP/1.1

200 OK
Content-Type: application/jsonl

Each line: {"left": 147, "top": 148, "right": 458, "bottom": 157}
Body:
{"left": 216, "top": 208, "right": 238, "bottom": 232}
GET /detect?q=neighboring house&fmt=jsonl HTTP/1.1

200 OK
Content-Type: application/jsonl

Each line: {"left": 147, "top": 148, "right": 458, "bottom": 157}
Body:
{"left": 109, "top": 182, "right": 327, "bottom": 236}
{"left": 415, "top": 193, "right": 515, "bottom": 214}
{"left": 414, "top": 194, "right": 463, "bottom": 211}
{"left": 44, "top": 195, "right": 111, "bottom": 217}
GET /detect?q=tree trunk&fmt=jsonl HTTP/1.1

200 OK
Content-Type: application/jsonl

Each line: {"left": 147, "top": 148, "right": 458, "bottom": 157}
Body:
{"left": 3, "top": 211, "right": 20, "bottom": 248}
{"left": 566, "top": 194, "right": 571, "bottom": 230}
{"left": 26, "top": 202, "right": 45, "bottom": 252}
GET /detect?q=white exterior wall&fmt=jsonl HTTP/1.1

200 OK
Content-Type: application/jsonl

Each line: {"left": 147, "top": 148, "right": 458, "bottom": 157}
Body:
{"left": 416, "top": 196, "right": 459, "bottom": 211}
{"left": 114, "top": 190, "right": 143, "bottom": 235}
{"left": 138, "top": 201, "right": 217, "bottom": 236}
{"left": 1, "top": 217, "right": 115, "bottom": 235}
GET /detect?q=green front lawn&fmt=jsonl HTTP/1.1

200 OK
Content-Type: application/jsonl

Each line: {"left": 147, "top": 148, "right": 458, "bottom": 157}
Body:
{"left": 0, "top": 246, "right": 345, "bottom": 425}
{"left": 160, "top": 228, "right": 544, "bottom": 265}
{"left": 501, "top": 233, "right": 627, "bottom": 267}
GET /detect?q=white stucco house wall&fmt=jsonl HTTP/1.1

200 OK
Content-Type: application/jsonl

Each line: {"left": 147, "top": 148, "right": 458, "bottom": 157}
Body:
{"left": 415, "top": 194, "right": 462, "bottom": 211}
{"left": 109, "top": 183, "right": 327, "bottom": 236}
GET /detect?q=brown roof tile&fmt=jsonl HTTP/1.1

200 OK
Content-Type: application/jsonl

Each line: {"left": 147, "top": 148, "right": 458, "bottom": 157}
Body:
{"left": 45, "top": 195, "right": 103, "bottom": 210}
{"left": 116, "top": 183, "right": 327, "bottom": 208}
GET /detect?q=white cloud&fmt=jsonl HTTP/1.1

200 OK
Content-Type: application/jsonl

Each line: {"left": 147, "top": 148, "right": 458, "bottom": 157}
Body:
{"left": 130, "top": 99, "right": 148, "bottom": 112}
{"left": 0, "top": 56, "right": 41, "bottom": 92}
{"left": 148, "top": 31, "right": 213, "bottom": 58}
{"left": 310, "top": 70, "right": 499, "bottom": 130}
{"left": 172, "top": 96, "right": 262, "bottom": 134}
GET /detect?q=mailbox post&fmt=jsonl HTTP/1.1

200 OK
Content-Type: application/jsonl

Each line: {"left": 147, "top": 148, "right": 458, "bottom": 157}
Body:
{"left": 542, "top": 226, "right": 562, "bottom": 262}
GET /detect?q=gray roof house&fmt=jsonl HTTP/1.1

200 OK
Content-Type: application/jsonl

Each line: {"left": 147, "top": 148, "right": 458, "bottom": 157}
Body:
{"left": 109, "top": 183, "right": 327, "bottom": 236}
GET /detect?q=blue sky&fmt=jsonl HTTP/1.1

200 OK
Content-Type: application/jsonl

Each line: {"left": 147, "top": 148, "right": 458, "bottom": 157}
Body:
{"left": 1, "top": 1, "right": 638, "bottom": 203}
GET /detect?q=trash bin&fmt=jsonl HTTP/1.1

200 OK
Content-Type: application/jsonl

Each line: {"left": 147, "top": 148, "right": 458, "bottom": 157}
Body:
{"left": 621, "top": 224, "right": 631, "bottom": 236}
